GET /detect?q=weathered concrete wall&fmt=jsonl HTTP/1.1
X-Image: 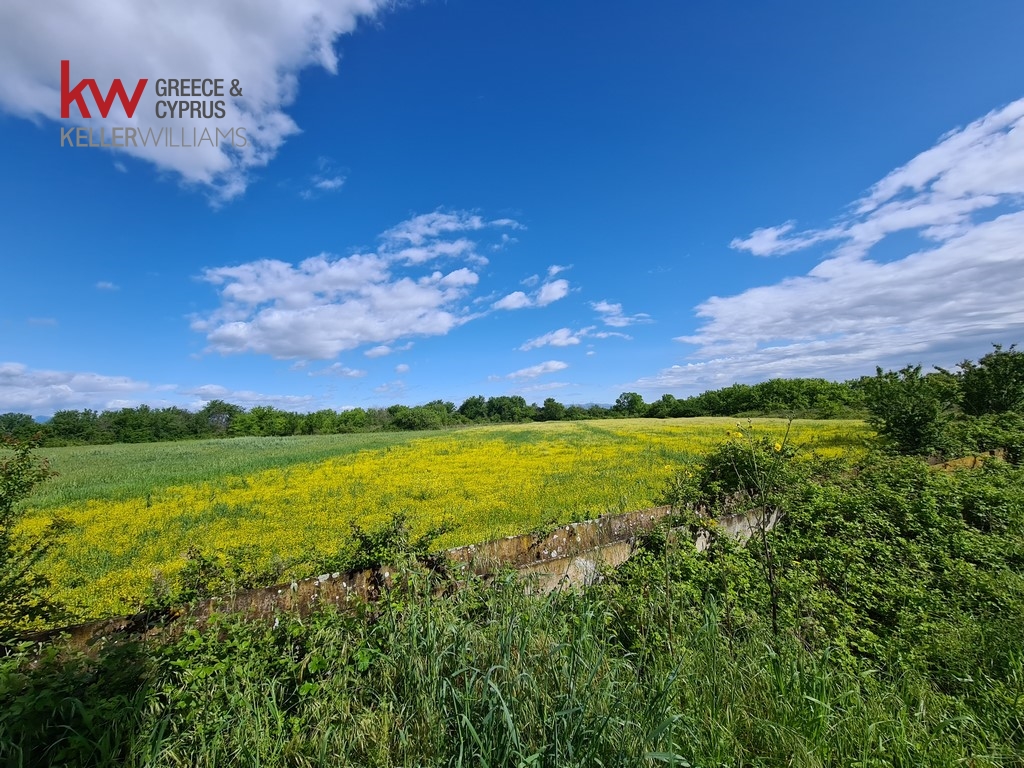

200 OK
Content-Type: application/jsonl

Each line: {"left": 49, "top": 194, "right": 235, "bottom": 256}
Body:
{"left": 17, "top": 503, "right": 776, "bottom": 651}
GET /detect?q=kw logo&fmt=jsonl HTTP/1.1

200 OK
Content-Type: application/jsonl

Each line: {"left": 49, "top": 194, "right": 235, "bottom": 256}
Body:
{"left": 60, "top": 60, "right": 147, "bottom": 119}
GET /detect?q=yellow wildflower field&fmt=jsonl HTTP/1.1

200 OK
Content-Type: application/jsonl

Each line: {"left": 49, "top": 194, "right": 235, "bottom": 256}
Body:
{"left": 20, "top": 418, "right": 870, "bottom": 620}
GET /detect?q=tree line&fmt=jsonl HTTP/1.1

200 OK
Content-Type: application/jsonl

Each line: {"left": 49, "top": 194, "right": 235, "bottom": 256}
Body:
{"left": 3, "top": 345, "right": 1021, "bottom": 448}
{"left": 0, "top": 377, "right": 870, "bottom": 446}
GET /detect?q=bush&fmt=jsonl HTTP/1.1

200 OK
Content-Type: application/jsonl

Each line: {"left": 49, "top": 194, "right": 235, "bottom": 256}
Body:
{"left": 0, "top": 437, "right": 64, "bottom": 638}
{"left": 861, "top": 365, "right": 959, "bottom": 455}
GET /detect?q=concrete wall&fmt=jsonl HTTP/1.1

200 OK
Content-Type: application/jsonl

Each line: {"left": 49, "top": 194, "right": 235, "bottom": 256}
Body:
{"left": 19, "top": 502, "right": 776, "bottom": 651}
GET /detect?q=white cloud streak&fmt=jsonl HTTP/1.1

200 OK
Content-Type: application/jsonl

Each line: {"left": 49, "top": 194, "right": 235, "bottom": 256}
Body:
{"left": 591, "top": 300, "right": 652, "bottom": 327}
{"left": 642, "top": 98, "right": 1024, "bottom": 392}
{"left": 502, "top": 360, "right": 569, "bottom": 380}
{"left": 518, "top": 326, "right": 632, "bottom": 351}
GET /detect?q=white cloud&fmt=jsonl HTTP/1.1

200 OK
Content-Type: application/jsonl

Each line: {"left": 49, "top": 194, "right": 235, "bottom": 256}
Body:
{"left": 0, "top": 0, "right": 389, "bottom": 203}
{"left": 364, "top": 342, "right": 413, "bottom": 358}
{"left": 0, "top": 362, "right": 322, "bottom": 415}
{"left": 536, "top": 279, "right": 569, "bottom": 306}
{"left": 27, "top": 317, "right": 58, "bottom": 327}
{"left": 494, "top": 278, "right": 570, "bottom": 311}
{"left": 395, "top": 363, "right": 410, "bottom": 374}
{"left": 547, "top": 264, "right": 570, "bottom": 277}
{"left": 308, "top": 363, "right": 366, "bottom": 378}
{"left": 641, "top": 98, "right": 1024, "bottom": 393}
{"left": 591, "top": 300, "right": 651, "bottom": 327}
{"left": 181, "top": 384, "right": 314, "bottom": 410}
{"left": 513, "top": 381, "right": 571, "bottom": 394}
{"left": 519, "top": 326, "right": 633, "bottom": 351}
{"left": 493, "top": 291, "right": 532, "bottom": 310}
{"left": 374, "top": 380, "right": 406, "bottom": 396}
{"left": 0, "top": 361, "right": 149, "bottom": 413}
{"left": 731, "top": 98, "right": 1024, "bottom": 259}
{"left": 195, "top": 211, "right": 518, "bottom": 359}
{"left": 298, "top": 157, "right": 347, "bottom": 200}
{"left": 519, "top": 327, "right": 592, "bottom": 351}
{"left": 381, "top": 211, "right": 487, "bottom": 247}
{"left": 503, "top": 360, "right": 569, "bottom": 380}
{"left": 96, "top": 281, "right": 119, "bottom": 291}
{"left": 729, "top": 222, "right": 832, "bottom": 257}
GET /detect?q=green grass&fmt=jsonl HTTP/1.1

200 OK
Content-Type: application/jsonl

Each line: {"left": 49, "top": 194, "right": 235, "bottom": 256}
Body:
{"left": 25, "top": 418, "right": 869, "bottom": 511}
{"left": 26, "top": 430, "right": 444, "bottom": 509}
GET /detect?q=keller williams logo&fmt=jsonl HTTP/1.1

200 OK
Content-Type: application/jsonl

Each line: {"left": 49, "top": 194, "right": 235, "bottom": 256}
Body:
{"left": 58, "top": 60, "right": 247, "bottom": 148}
{"left": 60, "top": 60, "right": 147, "bottom": 119}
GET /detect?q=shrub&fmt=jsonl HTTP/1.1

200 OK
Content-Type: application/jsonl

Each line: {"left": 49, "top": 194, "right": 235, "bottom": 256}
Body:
{"left": 0, "top": 437, "right": 64, "bottom": 637}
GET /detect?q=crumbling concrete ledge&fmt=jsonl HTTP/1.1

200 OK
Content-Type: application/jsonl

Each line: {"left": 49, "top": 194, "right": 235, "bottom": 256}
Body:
{"left": 15, "top": 503, "right": 776, "bottom": 652}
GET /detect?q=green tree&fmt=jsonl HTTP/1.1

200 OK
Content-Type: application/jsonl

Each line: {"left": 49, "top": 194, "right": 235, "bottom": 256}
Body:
{"left": 862, "top": 365, "right": 958, "bottom": 455}
{"left": 0, "top": 413, "right": 39, "bottom": 441}
{"left": 959, "top": 343, "right": 1024, "bottom": 416}
{"left": 458, "top": 396, "right": 487, "bottom": 421}
{"left": 486, "top": 396, "right": 531, "bottom": 423}
{"left": 539, "top": 397, "right": 566, "bottom": 421}
{"left": 198, "top": 400, "right": 243, "bottom": 436}
{"left": 646, "top": 394, "right": 679, "bottom": 418}
{"left": 613, "top": 392, "right": 646, "bottom": 417}
{"left": 46, "top": 409, "right": 102, "bottom": 445}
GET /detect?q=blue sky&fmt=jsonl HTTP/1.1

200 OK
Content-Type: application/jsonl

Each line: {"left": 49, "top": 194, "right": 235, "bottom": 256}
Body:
{"left": 1, "top": 0, "right": 1023, "bottom": 416}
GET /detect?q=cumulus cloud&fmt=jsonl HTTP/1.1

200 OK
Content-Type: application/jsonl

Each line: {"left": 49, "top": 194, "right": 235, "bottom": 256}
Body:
{"left": 493, "top": 291, "right": 532, "bottom": 310}
{"left": 493, "top": 274, "right": 570, "bottom": 311}
{"left": 394, "top": 363, "right": 410, "bottom": 374}
{"left": 640, "top": 98, "right": 1024, "bottom": 393}
{"left": 194, "top": 210, "right": 519, "bottom": 360}
{"left": 536, "top": 279, "right": 569, "bottom": 306}
{"left": 0, "top": 361, "right": 149, "bottom": 413}
{"left": 96, "top": 281, "right": 119, "bottom": 291}
{"left": 591, "top": 300, "right": 652, "bottom": 327}
{"left": 0, "top": 0, "right": 390, "bottom": 203}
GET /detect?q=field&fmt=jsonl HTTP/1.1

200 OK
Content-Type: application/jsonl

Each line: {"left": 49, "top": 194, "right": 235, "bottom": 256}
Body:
{"left": 19, "top": 418, "right": 870, "bottom": 621}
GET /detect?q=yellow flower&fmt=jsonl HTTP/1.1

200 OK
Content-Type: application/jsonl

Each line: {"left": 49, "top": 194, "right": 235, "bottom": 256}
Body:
{"left": 773, "top": 442, "right": 782, "bottom": 452}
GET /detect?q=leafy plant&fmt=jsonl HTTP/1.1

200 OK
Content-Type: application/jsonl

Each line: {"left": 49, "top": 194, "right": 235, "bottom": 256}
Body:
{"left": 0, "top": 437, "right": 65, "bottom": 637}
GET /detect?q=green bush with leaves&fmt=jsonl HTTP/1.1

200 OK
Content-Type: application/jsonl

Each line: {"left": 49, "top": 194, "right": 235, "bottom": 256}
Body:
{"left": 0, "top": 438, "right": 64, "bottom": 637}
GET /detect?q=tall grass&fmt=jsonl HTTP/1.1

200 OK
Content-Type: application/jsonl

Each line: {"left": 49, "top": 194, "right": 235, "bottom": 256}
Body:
{"left": 2, "top": 568, "right": 1016, "bottom": 767}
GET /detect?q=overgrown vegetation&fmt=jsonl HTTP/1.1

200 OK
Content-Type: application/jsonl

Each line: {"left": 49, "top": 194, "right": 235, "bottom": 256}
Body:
{"left": 2, "top": 427, "right": 1024, "bottom": 765}
{"left": 20, "top": 418, "right": 866, "bottom": 621}
{"left": 0, "top": 438, "right": 64, "bottom": 638}
{"left": 862, "top": 344, "right": 1024, "bottom": 459}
